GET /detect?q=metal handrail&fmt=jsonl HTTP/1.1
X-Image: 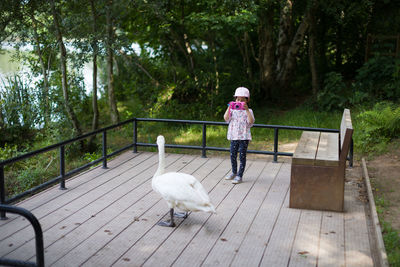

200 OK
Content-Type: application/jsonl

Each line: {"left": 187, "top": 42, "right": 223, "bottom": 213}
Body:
{"left": 0, "top": 117, "right": 351, "bottom": 219}
{"left": 0, "top": 204, "right": 44, "bottom": 267}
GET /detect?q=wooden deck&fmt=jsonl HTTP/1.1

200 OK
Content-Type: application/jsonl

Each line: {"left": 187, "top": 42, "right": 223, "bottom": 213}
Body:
{"left": 0, "top": 151, "right": 377, "bottom": 266}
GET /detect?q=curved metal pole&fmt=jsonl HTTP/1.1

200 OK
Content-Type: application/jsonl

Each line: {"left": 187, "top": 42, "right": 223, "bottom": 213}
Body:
{"left": 0, "top": 204, "right": 44, "bottom": 267}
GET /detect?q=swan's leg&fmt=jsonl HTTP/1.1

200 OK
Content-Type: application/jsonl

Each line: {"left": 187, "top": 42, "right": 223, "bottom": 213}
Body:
{"left": 174, "top": 211, "right": 188, "bottom": 218}
{"left": 157, "top": 208, "right": 176, "bottom": 227}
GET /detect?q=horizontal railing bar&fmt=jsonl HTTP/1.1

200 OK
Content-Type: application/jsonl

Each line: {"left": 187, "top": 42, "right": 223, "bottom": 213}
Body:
{"left": 0, "top": 119, "right": 136, "bottom": 167}
{"left": 5, "top": 143, "right": 137, "bottom": 204}
{"left": 135, "top": 143, "right": 293, "bottom": 157}
{"left": 5, "top": 158, "right": 103, "bottom": 204}
{"left": 1, "top": 116, "right": 342, "bottom": 205}
{"left": 6, "top": 175, "right": 63, "bottom": 204}
{"left": 108, "top": 144, "right": 134, "bottom": 158}
{"left": 1, "top": 116, "right": 337, "bottom": 167}
{"left": 135, "top": 118, "right": 339, "bottom": 132}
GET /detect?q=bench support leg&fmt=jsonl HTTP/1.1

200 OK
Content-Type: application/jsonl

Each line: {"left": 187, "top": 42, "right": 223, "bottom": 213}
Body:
{"left": 290, "top": 164, "right": 344, "bottom": 212}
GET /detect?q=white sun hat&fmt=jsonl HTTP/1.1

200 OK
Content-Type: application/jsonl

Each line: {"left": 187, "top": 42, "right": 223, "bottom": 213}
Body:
{"left": 234, "top": 87, "right": 250, "bottom": 98}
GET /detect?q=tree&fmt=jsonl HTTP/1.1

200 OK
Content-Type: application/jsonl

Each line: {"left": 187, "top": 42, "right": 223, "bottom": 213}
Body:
{"left": 105, "top": 0, "right": 119, "bottom": 124}
{"left": 27, "top": 2, "right": 51, "bottom": 126}
{"left": 50, "top": 0, "right": 82, "bottom": 136}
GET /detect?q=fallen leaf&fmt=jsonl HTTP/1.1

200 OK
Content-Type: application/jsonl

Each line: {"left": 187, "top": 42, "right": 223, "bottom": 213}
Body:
{"left": 298, "top": 251, "right": 309, "bottom": 255}
{"left": 220, "top": 238, "right": 228, "bottom": 242}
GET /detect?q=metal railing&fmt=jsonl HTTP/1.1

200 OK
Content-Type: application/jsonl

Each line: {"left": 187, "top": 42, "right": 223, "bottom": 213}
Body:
{"left": 0, "top": 204, "right": 44, "bottom": 267}
{"left": 0, "top": 117, "right": 352, "bottom": 219}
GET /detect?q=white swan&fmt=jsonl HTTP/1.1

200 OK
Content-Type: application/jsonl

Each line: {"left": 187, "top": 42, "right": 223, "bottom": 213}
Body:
{"left": 152, "top": 135, "right": 216, "bottom": 227}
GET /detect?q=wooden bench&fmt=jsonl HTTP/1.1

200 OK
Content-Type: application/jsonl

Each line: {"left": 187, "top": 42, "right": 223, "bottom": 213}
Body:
{"left": 289, "top": 109, "right": 353, "bottom": 212}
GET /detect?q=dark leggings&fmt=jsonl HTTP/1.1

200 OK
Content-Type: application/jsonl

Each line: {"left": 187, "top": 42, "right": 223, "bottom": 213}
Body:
{"left": 230, "top": 140, "right": 249, "bottom": 178}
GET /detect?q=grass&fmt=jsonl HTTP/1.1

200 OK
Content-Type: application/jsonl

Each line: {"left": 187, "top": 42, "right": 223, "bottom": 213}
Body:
{"left": 374, "top": 196, "right": 400, "bottom": 266}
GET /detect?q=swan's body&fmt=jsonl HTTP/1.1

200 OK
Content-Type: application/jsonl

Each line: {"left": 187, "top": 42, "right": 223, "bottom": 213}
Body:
{"left": 152, "top": 135, "right": 216, "bottom": 227}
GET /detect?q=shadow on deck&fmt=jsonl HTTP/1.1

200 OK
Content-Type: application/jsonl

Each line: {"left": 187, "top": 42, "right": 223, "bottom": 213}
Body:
{"left": 0, "top": 151, "right": 376, "bottom": 266}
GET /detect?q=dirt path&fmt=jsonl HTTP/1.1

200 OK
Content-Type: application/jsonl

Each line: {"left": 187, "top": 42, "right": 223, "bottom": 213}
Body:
{"left": 364, "top": 140, "right": 400, "bottom": 233}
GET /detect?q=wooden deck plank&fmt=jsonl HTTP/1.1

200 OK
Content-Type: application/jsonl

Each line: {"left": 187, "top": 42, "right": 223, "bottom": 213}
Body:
{"left": 170, "top": 160, "right": 264, "bottom": 266}
{"left": 344, "top": 181, "right": 374, "bottom": 267}
{"left": 230, "top": 163, "right": 290, "bottom": 267}
{"left": 113, "top": 158, "right": 231, "bottom": 267}
{"left": 201, "top": 161, "right": 281, "bottom": 266}
{"left": 52, "top": 158, "right": 217, "bottom": 266}
{"left": 37, "top": 154, "right": 192, "bottom": 266}
{"left": 288, "top": 209, "right": 322, "bottom": 267}
{"left": 0, "top": 152, "right": 377, "bottom": 267}
{"left": 139, "top": 161, "right": 270, "bottom": 267}
{"left": 258, "top": 190, "right": 301, "bottom": 266}
{"left": 116, "top": 159, "right": 233, "bottom": 266}
{"left": 78, "top": 157, "right": 228, "bottom": 267}
{"left": 317, "top": 211, "right": 345, "bottom": 267}
{"left": 0, "top": 152, "right": 160, "bottom": 258}
{"left": 0, "top": 151, "right": 151, "bottom": 241}
{"left": 0, "top": 150, "right": 139, "bottom": 226}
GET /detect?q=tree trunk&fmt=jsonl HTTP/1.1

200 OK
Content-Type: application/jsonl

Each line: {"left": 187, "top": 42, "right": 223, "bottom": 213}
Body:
{"left": 29, "top": 12, "right": 51, "bottom": 127}
{"left": 0, "top": 95, "right": 4, "bottom": 129}
{"left": 276, "top": 0, "right": 293, "bottom": 73}
{"left": 308, "top": 4, "right": 319, "bottom": 98}
{"left": 258, "top": 4, "right": 276, "bottom": 99}
{"left": 50, "top": 0, "right": 82, "bottom": 136}
{"left": 90, "top": 0, "right": 99, "bottom": 133}
{"left": 276, "top": 11, "right": 310, "bottom": 89}
{"left": 106, "top": 0, "right": 119, "bottom": 124}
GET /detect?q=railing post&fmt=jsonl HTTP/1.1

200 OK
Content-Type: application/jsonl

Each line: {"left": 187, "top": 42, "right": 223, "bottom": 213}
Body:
{"left": 202, "top": 123, "right": 207, "bottom": 158}
{"left": 273, "top": 128, "right": 279, "bottom": 163}
{"left": 59, "top": 146, "right": 66, "bottom": 190}
{"left": 133, "top": 119, "right": 137, "bottom": 153}
{"left": 349, "top": 138, "right": 354, "bottom": 168}
{"left": 102, "top": 130, "right": 108, "bottom": 169}
{"left": 0, "top": 166, "right": 7, "bottom": 220}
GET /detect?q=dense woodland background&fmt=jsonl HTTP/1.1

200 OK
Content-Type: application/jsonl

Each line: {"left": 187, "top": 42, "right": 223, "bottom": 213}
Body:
{"left": 0, "top": 0, "right": 399, "bottom": 152}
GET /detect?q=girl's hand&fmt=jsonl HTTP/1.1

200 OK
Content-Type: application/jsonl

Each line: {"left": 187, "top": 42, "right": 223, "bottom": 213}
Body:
{"left": 243, "top": 102, "right": 249, "bottom": 110}
{"left": 224, "top": 105, "right": 231, "bottom": 121}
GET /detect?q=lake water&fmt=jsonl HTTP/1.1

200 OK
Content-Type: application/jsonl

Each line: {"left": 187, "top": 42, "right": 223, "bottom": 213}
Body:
{"left": 0, "top": 46, "right": 94, "bottom": 93}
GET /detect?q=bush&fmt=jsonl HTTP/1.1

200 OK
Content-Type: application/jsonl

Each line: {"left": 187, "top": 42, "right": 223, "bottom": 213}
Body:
{"left": 317, "top": 72, "right": 349, "bottom": 111}
{"left": 352, "top": 57, "right": 400, "bottom": 105}
{"left": 355, "top": 102, "right": 400, "bottom": 152}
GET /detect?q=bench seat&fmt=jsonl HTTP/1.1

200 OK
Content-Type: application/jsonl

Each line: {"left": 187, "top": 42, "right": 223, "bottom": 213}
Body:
{"left": 289, "top": 109, "right": 353, "bottom": 212}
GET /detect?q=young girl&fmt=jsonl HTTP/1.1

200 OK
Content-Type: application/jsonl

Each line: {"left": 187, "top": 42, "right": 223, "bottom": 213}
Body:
{"left": 223, "top": 87, "right": 255, "bottom": 184}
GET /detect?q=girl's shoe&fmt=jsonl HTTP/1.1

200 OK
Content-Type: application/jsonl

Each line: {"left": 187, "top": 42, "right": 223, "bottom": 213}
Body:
{"left": 225, "top": 173, "right": 236, "bottom": 180}
{"left": 232, "top": 176, "right": 242, "bottom": 184}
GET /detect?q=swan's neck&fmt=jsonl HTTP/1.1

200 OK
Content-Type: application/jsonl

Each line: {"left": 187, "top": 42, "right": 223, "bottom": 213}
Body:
{"left": 154, "top": 143, "right": 165, "bottom": 177}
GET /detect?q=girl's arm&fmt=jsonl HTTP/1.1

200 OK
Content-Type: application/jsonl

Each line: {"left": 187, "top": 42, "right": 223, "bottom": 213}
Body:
{"left": 244, "top": 103, "right": 255, "bottom": 125}
{"left": 224, "top": 106, "right": 231, "bottom": 122}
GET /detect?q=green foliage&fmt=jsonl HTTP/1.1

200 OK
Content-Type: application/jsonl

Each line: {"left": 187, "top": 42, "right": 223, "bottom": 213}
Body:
{"left": 16, "top": 167, "right": 46, "bottom": 192}
{"left": 317, "top": 72, "right": 349, "bottom": 111}
{"left": 375, "top": 195, "right": 400, "bottom": 266}
{"left": 355, "top": 102, "right": 400, "bottom": 153}
{"left": 0, "top": 143, "right": 20, "bottom": 161}
{"left": 382, "top": 221, "right": 400, "bottom": 266}
{"left": 352, "top": 57, "right": 400, "bottom": 105}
